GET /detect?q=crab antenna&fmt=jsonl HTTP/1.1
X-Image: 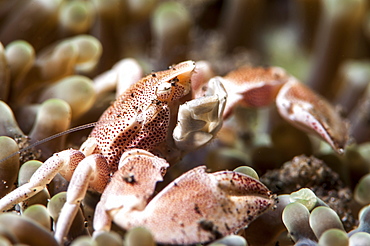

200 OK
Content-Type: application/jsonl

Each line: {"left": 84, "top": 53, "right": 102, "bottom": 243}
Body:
{"left": 0, "top": 122, "right": 98, "bottom": 163}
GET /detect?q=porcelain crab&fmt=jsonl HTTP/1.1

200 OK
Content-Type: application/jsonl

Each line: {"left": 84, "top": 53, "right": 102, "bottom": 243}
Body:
{"left": 0, "top": 60, "right": 348, "bottom": 245}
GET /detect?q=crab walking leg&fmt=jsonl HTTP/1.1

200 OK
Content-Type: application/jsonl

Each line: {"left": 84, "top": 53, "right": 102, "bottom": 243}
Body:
{"left": 0, "top": 149, "right": 84, "bottom": 212}
{"left": 93, "top": 149, "right": 169, "bottom": 234}
{"left": 93, "top": 199, "right": 112, "bottom": 233}
{"left": 54, "top": 154, "right": 110, "bottom": 244}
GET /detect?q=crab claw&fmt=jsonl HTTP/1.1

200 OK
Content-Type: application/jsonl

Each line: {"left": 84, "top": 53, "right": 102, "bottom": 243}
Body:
{"left": 95, "top": 149, "right": 169, "bottom": 219}
{"left": 216, "top": 65, "right": 349, "bottom": 153}
{"left": 276, "top": 78, "right": 349, "bottom": 154}
{"left": 218, "top": 66, "right": 289, "bottom": 118}
{"left": 106, "top": 166, "right": 275, "bottom": 245}
{"left": 173, "top": 78, "right": 227, "bottom": 151}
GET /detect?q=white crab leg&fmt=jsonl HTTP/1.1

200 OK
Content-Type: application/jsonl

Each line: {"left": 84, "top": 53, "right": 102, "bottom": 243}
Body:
{"left": 54, "top": 153, "right": 110, "bottom": 244}
{"left": 0, "top": 149, "right": 84, "bottom": 212}
{"left": 104, "top": 166, "right": 275, "bottom": 245}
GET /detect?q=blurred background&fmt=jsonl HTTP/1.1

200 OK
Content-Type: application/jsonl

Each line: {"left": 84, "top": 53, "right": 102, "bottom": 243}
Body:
{"left": 0, "top": 0, "right": 370, "bottom": 245}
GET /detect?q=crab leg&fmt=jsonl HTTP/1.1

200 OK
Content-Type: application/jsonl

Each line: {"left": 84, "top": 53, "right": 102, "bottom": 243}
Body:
{"left": 215, "top": 66, "right": 289, "bottom": 118}
{"left": 0, "top": 149, "right": 84, "bottom": 212}
{"left": 54, "top": 154, "right": 110, "bottom": 244}
{"left": 202, "top": 66, "right": 349, "bottom": 153}
{"left": 102, "top": 165, "right": 275, "bottom": 245}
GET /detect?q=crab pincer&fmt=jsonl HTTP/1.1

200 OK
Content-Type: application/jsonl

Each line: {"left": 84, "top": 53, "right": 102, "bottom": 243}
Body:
{"left": 101, "top": 165, "right": 275, "bottom": 245}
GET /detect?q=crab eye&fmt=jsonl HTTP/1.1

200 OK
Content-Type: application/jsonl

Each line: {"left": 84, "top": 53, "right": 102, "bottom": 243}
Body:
{"left": 156, "top": 82, "right": 173, "bottom": 100}
{"left": 157, "top": 82, "right": 172, "bottom": 93}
